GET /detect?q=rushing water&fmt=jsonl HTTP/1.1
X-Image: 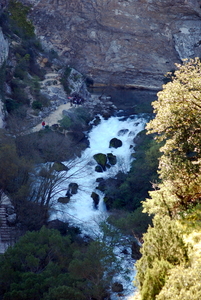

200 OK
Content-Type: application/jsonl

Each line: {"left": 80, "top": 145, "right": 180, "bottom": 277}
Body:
{"left": 51, "top": 115, "right": 146, "bottom": 232}
{"left": 50, "top": 112, "right": 147, "bottom": 299}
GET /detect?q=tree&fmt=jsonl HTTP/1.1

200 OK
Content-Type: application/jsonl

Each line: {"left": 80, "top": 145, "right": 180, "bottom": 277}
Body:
{"left": 0, "top": 227, "right": 73, "bottom": 299}
{"left": 0, "top": 226, "right": 122, "bottom": 300}
{"left": 144, "top": 58, "right": 201, "bottom": 216}
{"left": 135, "top": 215, "right": 189, "bottom": 300}
{"left": 157, "top": 263, "right": 201, "bottom": 300}
{"left": 69, "top": 240, "right": 117, "bottom": 300}
{"left": 0, "top": 130, "right": 32, "bottom": 196}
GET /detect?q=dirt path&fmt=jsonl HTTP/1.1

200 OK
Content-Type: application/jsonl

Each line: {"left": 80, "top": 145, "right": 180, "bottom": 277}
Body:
{"left": 33, "top": 102, "right": 71, "bottom": 132}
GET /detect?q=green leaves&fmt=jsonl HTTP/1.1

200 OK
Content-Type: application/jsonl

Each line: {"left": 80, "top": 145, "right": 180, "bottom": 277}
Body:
{"left": 144, "top": 58, "right": 201, "bottom": 215}
{"left": 8, "top": 0, "right": 35, "bottom": 38}
{"left": 156, "top": 264, "right": 201, "bottom": 300}
{"left": 135, "top": 216, "right": 189, "bottom": 300}
{"left": 136, "top": 58, "right": 201, "bottom": 299}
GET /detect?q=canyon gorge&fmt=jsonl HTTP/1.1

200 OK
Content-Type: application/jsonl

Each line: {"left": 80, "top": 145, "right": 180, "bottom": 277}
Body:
{"left": 14, "top": 0, "right": 201, "bottom": 89}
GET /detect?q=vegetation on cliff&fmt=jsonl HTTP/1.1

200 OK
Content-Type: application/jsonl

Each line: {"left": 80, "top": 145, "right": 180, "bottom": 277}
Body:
{"left": 135, "top": 58, "right": 201, "bottom": 300}
{"left": 1, "top": 2, "right": 201, "bottom": 300}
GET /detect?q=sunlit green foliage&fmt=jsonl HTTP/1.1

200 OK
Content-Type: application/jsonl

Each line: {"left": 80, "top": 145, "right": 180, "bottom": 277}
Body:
{"left": 144, "top": 58, "right": 201, "bottom": 216}
{"left": 157, "top": 263, "right": 201, "bottom": 300}
{"left": 136, "top": 58, "right": 201, "bottom": 300}
{"left": 135, "top": 215, "right": 189, "bottom": 300}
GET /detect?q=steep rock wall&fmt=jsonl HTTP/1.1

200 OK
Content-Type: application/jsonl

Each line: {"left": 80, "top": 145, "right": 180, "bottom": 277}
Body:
{"left": 16, "top": 0, "right": 201, "bottom": 89}
{"left": 0, "top": 27, "right": 9, "bottom": 128}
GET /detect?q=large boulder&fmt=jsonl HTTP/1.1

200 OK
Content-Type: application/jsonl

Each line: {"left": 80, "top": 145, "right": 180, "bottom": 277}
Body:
{"left": 109, "top": 138, "right": 122, "bottom": 148}
{"left": 6, "top": 205, "right": 17, "bottom": 226}
{"left": 6, "top": 213, "right": 17, "bottom": 226}
{"left": 117, "top": 129, "right": 129, "bottom": 136}
{"left": 112, "top": 282, "right": 124, "bottom": 293}
{"left": 91, "top": 192, "right": 100, "bottom": 209}
{"left": 53, "top": 162, "right": 68, "bottom": 172}
{"left": 93, "top": 153, "right": 107, "bottom": 171}
{"left": 66, "top": 182, "right": 79, "bottom": 197}
{"left": 58, "top": 197, "right": 70, "bottom": 204}
{"left": 107, "top": 153, "right": 117, "bottom": 165}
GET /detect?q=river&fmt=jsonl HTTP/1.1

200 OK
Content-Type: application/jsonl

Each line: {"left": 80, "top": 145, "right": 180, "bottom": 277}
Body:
{"left": 50, "top": 89, "right": 157, "bottom": 299}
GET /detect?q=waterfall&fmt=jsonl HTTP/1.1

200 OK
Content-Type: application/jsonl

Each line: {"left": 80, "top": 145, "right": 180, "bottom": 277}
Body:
{"left": 50, "top": 113, "right": 147, "bottom": 298}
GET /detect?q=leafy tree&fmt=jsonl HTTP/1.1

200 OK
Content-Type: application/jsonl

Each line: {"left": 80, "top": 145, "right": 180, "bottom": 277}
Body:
{"left": 44, "top": 286, "right": 85, "bottom": 300}
{"left": 157, "top": 263, "right": 201, "bottom": 300}
{"left": 0, "top": 131, "right": 32, "bottom": 195}
{"left": 144, "top": 58, "right": 201, "bottom": 216}
{"left": 0, "top": 227, "right": 73, "bottom": 299}
{"left": 69, "top": 240, "right": 117, "bottom": 300}
{"left": 0, "top": 226, "right": 122, "bottom": 299}
{"left": 141, "top": 259, "right": 172, "bottom": 300}
{"left": 135, "top": 215, "right": 189, "bottom": 300}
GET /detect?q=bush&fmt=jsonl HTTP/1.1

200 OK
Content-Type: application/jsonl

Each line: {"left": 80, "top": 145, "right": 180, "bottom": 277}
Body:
{"left": 60, "top": 67, "right": 72, "bottom": 94}
{"left": 107, "top": 206, "right": 152, "bottom": 239}
{"left": 8, "top": 0, "right": 35, "bottom": 38}
{"left": 12, "top": 86, "right": 30, "bottom": 105}
{"left": 32, "top": 100, "right": 42, "bottom": 110}
{"left": 4, "top": 98, "right": 20, "bottom": 113}
{"left": 58, "top": 116, "right": 72, "bottom": 130}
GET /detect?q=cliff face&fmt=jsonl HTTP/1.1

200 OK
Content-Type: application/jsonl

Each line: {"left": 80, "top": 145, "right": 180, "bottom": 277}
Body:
{"left": 0, "top": 27, "right": 9, "bottom": 128}
{"left": 13, "top": 0, "right": 201, "bottom": 89}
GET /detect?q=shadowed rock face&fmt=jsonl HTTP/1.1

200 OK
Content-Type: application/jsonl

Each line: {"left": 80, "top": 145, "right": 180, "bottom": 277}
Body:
{"left": 0, "top": 27, "right": 9, "bottom": 128}
{"left": 0, "top": 28, "right": 8, "bottom": 67}
{"left": 11, "top": 0, "right": 201, "bottom": 89}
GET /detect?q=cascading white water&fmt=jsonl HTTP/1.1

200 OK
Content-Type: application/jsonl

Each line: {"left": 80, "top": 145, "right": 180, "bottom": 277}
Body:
{"left": 51, "top": 114, "right": 147, "bottom": 299}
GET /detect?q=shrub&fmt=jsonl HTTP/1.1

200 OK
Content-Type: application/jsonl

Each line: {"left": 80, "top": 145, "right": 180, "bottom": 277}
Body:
{"left": 8, "top": 0, "right": 35, "bottom": 38}
{"left": 32, "top": 100, "right": 42, "bottom": 110}
{"left": 58, "top": 116, "right": 72, "bottom": 130}
{"left": 4, "top": 98, "right": 20, "bottom": 113}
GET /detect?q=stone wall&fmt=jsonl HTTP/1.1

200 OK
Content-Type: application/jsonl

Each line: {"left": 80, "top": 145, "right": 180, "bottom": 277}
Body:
{"left": 11, "top": 0, "right": 201, "bottom": 89}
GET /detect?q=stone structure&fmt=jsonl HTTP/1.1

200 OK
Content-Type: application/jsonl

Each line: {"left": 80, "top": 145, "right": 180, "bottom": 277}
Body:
{"left": 19, "top": 0, "right": 201, "bottom": 89}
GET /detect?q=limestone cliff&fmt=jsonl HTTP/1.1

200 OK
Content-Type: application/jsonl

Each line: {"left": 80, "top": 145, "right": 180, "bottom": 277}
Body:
{"left": 0, "top": 27, "right": 9, "bottom": 128}
{"left": 15, "top": 0, "right": 201, "bottom": 89}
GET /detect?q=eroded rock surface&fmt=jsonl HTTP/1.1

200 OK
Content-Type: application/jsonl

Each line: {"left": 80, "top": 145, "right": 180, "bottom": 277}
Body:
{"left": 11, "top": 0, "right": 201, "bottom": 89}
{"left": 0, "top": 27, "right": 9, "bottom": 128}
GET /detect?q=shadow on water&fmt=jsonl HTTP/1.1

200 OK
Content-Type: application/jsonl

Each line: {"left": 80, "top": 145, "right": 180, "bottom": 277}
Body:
{"left": 89, "top": 87, "right": 158, "bottom": 116}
